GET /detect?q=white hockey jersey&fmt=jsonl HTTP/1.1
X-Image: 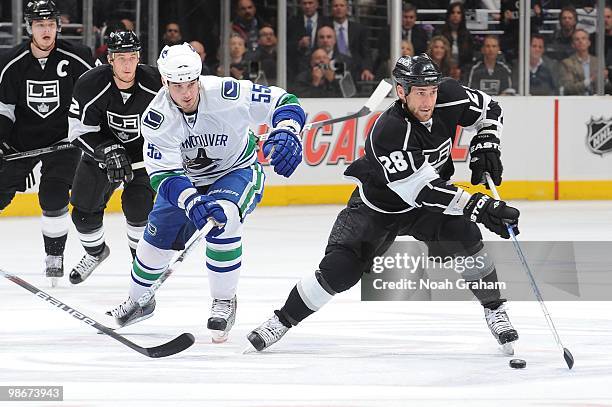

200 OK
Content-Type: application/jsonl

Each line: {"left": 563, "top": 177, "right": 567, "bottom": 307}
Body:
{"left": 141, "top": 75, "right": 300, "bottom": 190}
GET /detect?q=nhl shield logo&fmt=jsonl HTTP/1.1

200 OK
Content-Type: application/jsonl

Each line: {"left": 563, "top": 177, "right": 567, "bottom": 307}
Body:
{"left": 27, "top": 80, "right": 60, "bottom": 118}
{"left": 586, "top": 117, "right": 612, "bottom": 156}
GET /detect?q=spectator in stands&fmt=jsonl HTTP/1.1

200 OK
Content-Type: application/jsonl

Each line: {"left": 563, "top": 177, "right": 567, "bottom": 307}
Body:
{"left": 560, "top": 28, "right": 610, "bottom": 95}
{"left": 401, "top": 40, "right": 415, "bottom": 57}
{"left": 312, "top": 25, "right": 354, "bottom": 79}
{"left": 549, "top": 6, "right": 578, "bottom": 60}
{"left": 232, "top": 0, "right": 264, "bottom": 52}
{"left": 529, "top": 34, "right": 558, "bottom": 95}
{"left": 500, "top": 0, "right": 543, "bottom": 63}
{"left": 435, "top": 3, "right": 474, "bottom": 70}
{"left": 250, "top": 24, "right": 278, "bottom": 84}
{"left": 292, "top": 48, "right": 343, "bottom": 97}
{"left": 190, "top": 40, "right": 213, "bottom": 76}
{"left": 218, "top": 33, "right": 250, "bottom": 80}
{"left": 576, "top": 1, "right": 597, "bottom": 34}
{"left": 466, "top": 35, "right": 515, "bottom": 95}
{"left": 377, "top": 3, "right": 429, "bottom": 76}
{"left": 287, "top": 0, "right": 332, "bottom": 76}
{"left": 330, "top": 0, "right": 375, "bottom": 81}
{"left": 428, "top": 35, "right": 453, "bottom": 77}
{"left": 589, "top": 4, "right": 612, "bottom": 86}
{"left": 163, "top": 22, "right": 182, "bottom": 46}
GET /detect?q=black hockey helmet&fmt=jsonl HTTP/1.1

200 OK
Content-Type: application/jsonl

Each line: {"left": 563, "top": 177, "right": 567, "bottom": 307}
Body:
{"left": 107, "top": 31, "right": 142, "bottom": 53}
{"left": 392, "top": 54, "right": 442, "bottom": 93}
{"left": 24, "top": 0, "right": 61, "bottom": 35}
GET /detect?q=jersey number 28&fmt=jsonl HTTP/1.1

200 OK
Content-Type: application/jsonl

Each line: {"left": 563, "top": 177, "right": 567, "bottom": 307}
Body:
{"left": 378, "top": 151, "right": 408, "bottom": 174}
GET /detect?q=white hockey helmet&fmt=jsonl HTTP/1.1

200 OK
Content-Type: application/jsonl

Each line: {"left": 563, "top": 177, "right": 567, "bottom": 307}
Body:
{"left": 157, "top": 43, "right": 202, "bottom": 83}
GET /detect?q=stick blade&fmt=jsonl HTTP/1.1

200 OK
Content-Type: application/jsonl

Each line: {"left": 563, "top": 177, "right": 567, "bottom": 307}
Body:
{"left": 145, "top": 333, "right": 195, "bottom": 358}
{"left": 563, "top": 347, "right": 574, "bottom": 369}
{"left": 363, "top": 79, "right": 393, "bottom": 112}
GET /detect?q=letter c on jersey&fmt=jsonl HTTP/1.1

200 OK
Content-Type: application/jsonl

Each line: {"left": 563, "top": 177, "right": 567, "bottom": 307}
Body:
{"left": 57, "top": 60, "right": 69, "bottom": 77}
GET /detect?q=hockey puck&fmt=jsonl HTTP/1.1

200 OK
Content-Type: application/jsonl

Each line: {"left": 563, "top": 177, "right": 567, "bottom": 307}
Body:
{"left": 509, "top": 358, "right": 526, "bottom": 369}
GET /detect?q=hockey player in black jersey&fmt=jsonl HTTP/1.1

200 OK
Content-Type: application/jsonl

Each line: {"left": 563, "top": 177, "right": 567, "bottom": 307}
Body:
{"left": 68, "top": 31, "right": 161, "bottom": 284}
{"left": 0, "top": 0, "right": 94, "bottom": 286}
{"left": 248, "top": 54, "right": 521, "bottom": 354}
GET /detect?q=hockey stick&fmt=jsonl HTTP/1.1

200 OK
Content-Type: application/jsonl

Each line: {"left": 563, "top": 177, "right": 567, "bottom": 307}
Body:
{"left": 4, "top": 143, "right": 76, "bottom": 161}
{"left": 258, "top": 79, "right": 393, "bottom": 141}
{"left": 0, "top": 268, "right": 195, "bottom": 358}
{"left": 136, "top": 219, "right": 217, "bottom": 307}
{"left": 484, "top": 173, "right": 575, "bottom": 370}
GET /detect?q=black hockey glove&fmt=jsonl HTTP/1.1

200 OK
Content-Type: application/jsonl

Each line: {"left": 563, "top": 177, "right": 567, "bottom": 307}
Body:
{"left": 95, "top": 144, "right": 133, "bottom": 184}
{"left": 0, "top": 147, "right": 5, "bottom": 173}
{"left": 463, "top": 192, "right": 520, "bottom": 239}
{"left": 469, "top": 133, "right": 502, "bottom": 186}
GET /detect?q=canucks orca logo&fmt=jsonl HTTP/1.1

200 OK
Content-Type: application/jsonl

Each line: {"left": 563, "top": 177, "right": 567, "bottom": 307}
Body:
{"left": 183, "top": 148, "right": 220, "bottom": 171}
{"left": 222, "top": 80, "right": 239, "bottom": 100}
{"left": 143, "top": 109, "right": 164, "bottom": 130}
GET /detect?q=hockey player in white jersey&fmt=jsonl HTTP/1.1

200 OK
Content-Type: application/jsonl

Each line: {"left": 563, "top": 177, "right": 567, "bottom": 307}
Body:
{"left": 107, "top": 43, "right": 306, "bottom": 342}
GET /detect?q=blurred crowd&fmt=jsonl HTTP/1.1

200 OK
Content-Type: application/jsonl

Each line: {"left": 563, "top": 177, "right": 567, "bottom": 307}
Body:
{"left": 1, "top": 0, "right": 610, "bottom": 97}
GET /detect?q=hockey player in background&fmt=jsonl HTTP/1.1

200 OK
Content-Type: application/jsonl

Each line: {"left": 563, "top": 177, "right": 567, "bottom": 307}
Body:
{"left": 68, "top": 31, "right": 161, "bottom": 284}
{"left": 107, "top": 43, "right": 306, "bottom": 343}
{"left": 0, "top": 0, "right": 94, "bottom": 286}
{"left": 248, "top": 54, "right": 521, "bottom": 354}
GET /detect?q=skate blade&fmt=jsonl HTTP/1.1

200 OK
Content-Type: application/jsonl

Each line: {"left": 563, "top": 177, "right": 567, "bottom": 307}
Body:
{"left": 113, "top": 312, "right": 154, "bottom": 330}
{"left": 502, "top": 342, "right": 515, "bottom": 356}
{"left": 48, "top": 277, "right": 59, "bottom": 288}
{"left": 242, "top": 343, "right": 257, "bottom": 354}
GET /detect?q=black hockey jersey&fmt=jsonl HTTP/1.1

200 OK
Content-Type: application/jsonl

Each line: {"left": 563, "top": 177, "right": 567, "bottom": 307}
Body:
{"left": 68, "top": 64, "right": 162, "bottom": 165}
{"left": 0, "top": 39, "right": 94, "bottom": 151}
{"left": 345, "top": 78, "right": 503, "bottom": 215}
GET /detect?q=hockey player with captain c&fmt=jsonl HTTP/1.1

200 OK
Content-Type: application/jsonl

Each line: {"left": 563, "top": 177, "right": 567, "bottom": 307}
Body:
{"left": 247, "top": 54, "right": 521, "bottom": 353}
{"left": 0, "top": 0, "right": 94, "bottom": 286}
{"left": 68, "top": 31, "right": 161, "bottom": 284}
{"left": 107, "top": 43, "right": 306, "bottom": 343}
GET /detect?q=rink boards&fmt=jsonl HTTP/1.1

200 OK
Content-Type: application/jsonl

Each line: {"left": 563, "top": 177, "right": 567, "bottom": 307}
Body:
{"left": 3, "top": 95, "right": 612, "bottom": 216}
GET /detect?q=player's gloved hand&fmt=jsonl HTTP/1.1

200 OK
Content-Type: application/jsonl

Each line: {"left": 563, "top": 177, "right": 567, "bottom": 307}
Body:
{"left": 0, "top": 147, "right": 5, "bottom": 173}
{"left": 262, "top": 129, "right": 302, "bottom": 178}
{"left": 184, "top": 194, "right": 227, "bottom": 236}
{"left": 469, "top": 132, "right": 502, "bottom": 186}
{"left": 96, "top": 144, "right": 134, "bottom": 184}
{"left": 463, "top": 192, "right": 520, "bottom": 239}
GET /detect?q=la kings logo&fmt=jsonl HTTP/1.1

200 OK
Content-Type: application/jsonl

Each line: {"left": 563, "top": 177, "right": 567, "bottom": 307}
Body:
{"left": 586, "top": 117, "right": 612, "bottom": 156}
{"left": 27, "top": 80, "right": 60, "bottom": 118}
{"left": 106, "top": 112, "right": 140, "bottom": 142}
{"left": 423, "top": 138, "right": 452, "bottom": 169}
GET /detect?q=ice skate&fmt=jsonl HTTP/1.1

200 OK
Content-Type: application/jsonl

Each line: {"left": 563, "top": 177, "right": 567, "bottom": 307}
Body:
{"left": 484, "top": 303, "right": 519, "bottom": 355}
{"left": 69, "top": 245, "right": 110, "bottom": 284}
{"left": 106, "top": 297, "right": 156, "bottom": 328}
{"left": 247, "top": 314, "right": 290, "bottom": 352}
{"left": 45, "top": 255, "right": 63, "bottom": 288}
{"left": 207, "top": 296, "right": 237, "bottom": 343}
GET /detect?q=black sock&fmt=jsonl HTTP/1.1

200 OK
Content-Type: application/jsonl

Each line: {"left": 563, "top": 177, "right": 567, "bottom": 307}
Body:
{"left": 469, "top": 268, "right": 506, "bottom": 308}
{"left": 44, "top": 234, "right": 67, "bottom": 256}
{"left": 278, "top": 286, "right": 316, "bottom": 327}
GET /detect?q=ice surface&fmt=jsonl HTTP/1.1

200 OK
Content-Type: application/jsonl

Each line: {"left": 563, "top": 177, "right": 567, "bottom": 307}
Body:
{"left": 1, "top": 201, "right": 611, "bottom": 406}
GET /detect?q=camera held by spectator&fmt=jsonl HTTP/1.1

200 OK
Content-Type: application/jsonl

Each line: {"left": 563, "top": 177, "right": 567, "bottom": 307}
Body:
{"left": 316, "top": 60, "right": 346, "bottom": 80}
